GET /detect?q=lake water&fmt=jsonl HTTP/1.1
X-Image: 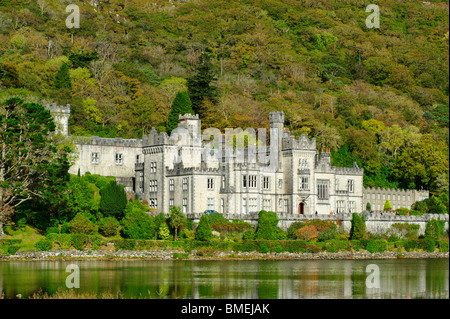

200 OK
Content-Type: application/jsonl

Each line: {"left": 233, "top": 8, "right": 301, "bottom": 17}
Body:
{"left": 0, "top": 259, "right": 448, "bottom": 299}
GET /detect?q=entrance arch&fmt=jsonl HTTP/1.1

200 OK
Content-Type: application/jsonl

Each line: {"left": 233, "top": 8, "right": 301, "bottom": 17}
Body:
{"left": 298, "top": 202, "right": 305, "bottom": 214}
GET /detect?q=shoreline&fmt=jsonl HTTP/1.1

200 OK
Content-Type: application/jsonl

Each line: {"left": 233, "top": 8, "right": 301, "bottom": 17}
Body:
{"left": 0, "top": 249, "right": 448, "bottom": 261}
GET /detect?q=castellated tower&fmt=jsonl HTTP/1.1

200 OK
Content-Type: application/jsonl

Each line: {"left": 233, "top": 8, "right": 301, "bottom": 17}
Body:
{"left": 269, "top": 111, "right": 285, "bottom": 150}
{"left": 46, "top": 103, "right": 70, "bottom": 136}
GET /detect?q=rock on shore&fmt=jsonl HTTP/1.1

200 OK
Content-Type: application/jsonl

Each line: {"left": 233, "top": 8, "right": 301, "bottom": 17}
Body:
{"left": 0, "top": 249, "right": 448, "bottom": 260}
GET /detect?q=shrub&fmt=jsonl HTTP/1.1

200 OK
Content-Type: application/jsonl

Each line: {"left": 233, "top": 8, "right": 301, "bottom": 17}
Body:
{"left": 35, "top": 239, "right": 53, "bottom": 251}
{"left": 196, "top": 215, "right": 212, "bottom": 241}
{"left": 350, "top": 213, "right": 365, "bottom": 240}
{"left": 158, "top": 223, "right": 171, "bottom": 240}
{"left": 121, "top": 210, "right": 156, "bottom": 239}
{"left": 116, "top": 239, "right": 136, "bottom": 250}
{"left": 256, "top": 210, "right": 279, "bottom": 240}
{"left": 70, "top": 234, "right": 89, "bottom": 250}
{"left": 295, "top": 225, "right": 319, "bottom": 241}
{"left": 51, "top": 234, "right": 72, "bottom": 249}
{"left": 404, "top": 240, "right": 418, "bottom": 251}
{"left": 424, "top": 218, "right": 446, "bottom": 241}
{"left": 242, "top": 228, "right": 256, "bottom": 240}
{"left": 68, "top": 214, "right": 97, "bottom": 235}
{"left": 7, "top": 245, "right": 20, "bottom": 255}
{"left": 365, "top": 240, "right": 387, "bottom": 253}
{"left": 17, "top": 217, "right": 27, "bottom": 228}
{"left": 287, "top": 221, "right": 306, "bottom": 239}
{"left": 183, "top": 229, "right": 195, "bottom": 241}
{"left": 419, "top": 238, "right": 436, "bottom": 252}
{"left": 98, "top": 217, "right": 120, "bottom": 237}
{"left": 437, "top": 240, "right": 449, "bottom": 252}
{"left": 46, "top": 226, "right": 60, "bottom": 236}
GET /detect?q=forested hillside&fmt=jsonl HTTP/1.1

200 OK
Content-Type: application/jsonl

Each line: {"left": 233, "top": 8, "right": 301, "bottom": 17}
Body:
{"left": 0, "top": 0, "right": 448, "bottom": 193}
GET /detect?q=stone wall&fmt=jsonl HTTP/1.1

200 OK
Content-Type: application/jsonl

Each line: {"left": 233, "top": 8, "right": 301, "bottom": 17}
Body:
{"left": 186, "top": 212, "right": 449, "bottom": 236}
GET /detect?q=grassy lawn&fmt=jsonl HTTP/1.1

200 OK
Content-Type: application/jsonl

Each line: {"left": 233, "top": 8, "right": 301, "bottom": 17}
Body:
{"left": 2, "top": 225, "right": 45, "bottom": 252}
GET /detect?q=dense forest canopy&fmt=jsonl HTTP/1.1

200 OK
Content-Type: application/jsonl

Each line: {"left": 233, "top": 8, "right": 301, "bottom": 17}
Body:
{"left": 0, "top": 0, "right": 448, "bottom": 193}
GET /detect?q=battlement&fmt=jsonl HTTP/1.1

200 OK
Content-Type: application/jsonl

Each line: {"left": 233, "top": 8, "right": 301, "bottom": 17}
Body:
{"left": 363, "top": 187, "right": 429, "bottom": 194}
{"left": 166, "top": 162, "right": 221, "bottom": 176}
{"left": 45, "top": 103, "right": 71, "bottom": 114}
{"left": 333, "top": 162, "right": 363, "bottom": 175}
{"left": 142, "top": 127, "right": 170, "bottom": 147}
{"left": 269, "top": 111, "right": 285, "bottom": 125}
{"left": 75, "top": 136, "right": 142, "bottom": 148}
{"left": 179, "top": 113, "right": 199, "bottom": 121}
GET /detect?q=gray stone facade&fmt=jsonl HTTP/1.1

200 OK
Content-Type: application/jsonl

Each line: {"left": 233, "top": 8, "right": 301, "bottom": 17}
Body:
{"left": 363, "top": 187, "right": 429, "bottom": 211}
{"left": 47, "top": 103, "right": 428, "bottom": 220}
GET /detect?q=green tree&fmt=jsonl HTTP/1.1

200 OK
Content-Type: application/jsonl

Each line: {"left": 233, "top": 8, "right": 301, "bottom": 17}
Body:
{"left": 383, "top": 199, "right": 392, "bottom": 211}
{"left": 166, "top": 91, "right": 194, "bottom": 134}
{"left": 187, "top": 52, "right": 218, "bottom": 116}
{"left": 54, "top": 62, "right": 72, "bottom": 90}
{"left": 0, "top": 98, "right": 71, "bottom": 236}
{"left": 99, "top": 181, "right": 127, "bottom": 220}
{"left": 158, "top": 223, "right": 171, "bottom": 240}
{"left": 68, "top": 214, "right": 97, "bottom": 235}
{"left": 64, "top": 176, "right": 95, "bottom": 221}
{"left": 98, "top": 216, "right": 120, "bottom": 237}
{"left": 366, "top": 202, "right": 372, "bottom": 211}
{"left": 0, "top": 63, "right": 23, "bottom": 88}
{"left": 256, "top": 210, "right": 279, "bottom": 240}
{"left": 424, "top": 218, "right": 445, "bottom": 241}
{"left": 195, "top": 214, "right": 212, "bottom": 241}
{"left": 168, "top": 205, "right": 186, "bottom": 241}
{"left": 121, "top": 205, "right": 155, "bottom": 239}
{"left": 350, "top": 213, "right": 365, "bottom": 240}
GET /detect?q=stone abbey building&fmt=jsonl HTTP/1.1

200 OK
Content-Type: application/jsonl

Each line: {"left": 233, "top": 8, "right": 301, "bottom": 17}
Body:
{"left": 47, "top": 104, "right": 426, "bottom": 217}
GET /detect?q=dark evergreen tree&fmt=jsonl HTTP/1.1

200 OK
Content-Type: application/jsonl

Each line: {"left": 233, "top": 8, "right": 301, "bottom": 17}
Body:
{"left": 166, "top": 91, "right": 194, "bottom": 134}
{"left": 255, "top": 210, "right": 279, "bottom": 240}
{"left": 350, "top": 213, "right": 366, "bottom": 240}
{"left": 54, "top": 63, "right": 72, "bottom": 90}
{"left": 195, "top": 214, "right": 212, "bottom": 241}
{"left": 99, "top": 180, "right": 127, "bottom": 220}
{"left": 187, "top": 52, "right": 218, "bottom": 116}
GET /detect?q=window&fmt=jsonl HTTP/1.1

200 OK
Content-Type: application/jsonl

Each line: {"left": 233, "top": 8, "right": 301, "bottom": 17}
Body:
{"left": 222, "top": 176, "right": 226, "bottom": 188}
{"left": 407, "top": 195, "right": 410, "bottom": 202}
{"left": 349, "top": 201, "right": 355, "bottom": 213}
{"left": 279, "top": 198, "right": 283, "bottom": 208}
{"left": 91, "top": 152, "right": 99, "bottom": 164}
{"left": 242, "top": 175, "right": 247, "bottom": 188}
{"left": 149, "top": 198, "right": 157, "bottom": 209}
{"left": 263, "top": 199, "right": 271, "bottom": 211}
{"left": 248, "top": 175, "right": 257, "bottom": 188}
{"left": 388, "top": 194, "right": 390, "bottom": 200}
{"left": 169, "top": 199, "right": 174, "bottom": 207}
{"left": 182, "top": 198, "right": 188, "bottom": 213}
{"left": 336, "top": 200, "right": 345, "bottom": 214}
{"left": 207, "top": 198, "right": 215, "bottom": 210}
{"left": 317, "top": 180, "right": 329, "bottom": 200}
{"left": 278, "top": 179, "right": 283, "bottom": 189}
{"left": 283, "top": 199, "right": 288, "bottom": 212}
{"left": 393, "top": 195, "right": 396, "bottom": 201}
{"left": 182, "top": 178, "right": 188, "bottom": 190}
{"left": 220, "top": 198, "right": 224, "bottom": 214}
{"left": 348, "top": 179, "right": 354, "bottom": 193}
{"left": 139, "top": 172, "right": 144, "bottom": 193}
{"left": 115, "top": 153, "right": 123, "bottom": 165}
{"left": 299, "top": 158, "right": 308, "bottom": 169}
{"left": 207, "top": 178, "right": 214, "bottom": 190}
{"left": 377, "top": 194, "right": 380, "bottom": 200}
{"left": 263, "top": 177, "right": 270, "bottom": 190}
{"left": 242, "top": 198, "right": 247, "bottom": 214}
{"left": 299, "top": 176, "right": 309, "bottom": 191}
{"left": 150, "top": 162, "right": 157, "bottom": 173}
{"left": 383, "top": 194, "right": 385, "bottom": 200}
{"left": 136, "top": 155, "right": 140, "bottom": 163}
{"left": 149, "top": 180, "right": 158, "bottom": 193}
{"left": 249, "top": 198, "right": 257, "bottom": 211}
{"left": 372, "top": 193, "right": 375, "bottom": 200}
{"left": 169, "top": 179, "right": 174, "bottom": 191}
